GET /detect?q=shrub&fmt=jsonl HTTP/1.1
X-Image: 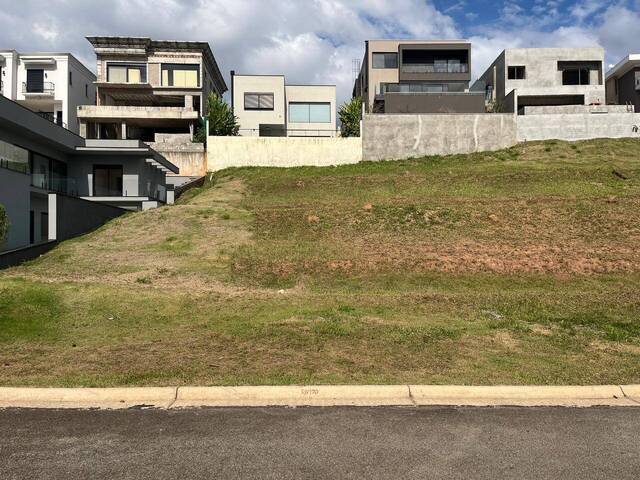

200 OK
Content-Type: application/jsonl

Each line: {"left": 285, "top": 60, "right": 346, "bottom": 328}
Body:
{"left": 339, "top": 97, "right": 362, "bottom": 137}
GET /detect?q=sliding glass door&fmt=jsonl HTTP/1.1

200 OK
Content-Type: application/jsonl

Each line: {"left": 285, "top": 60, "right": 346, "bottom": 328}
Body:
{"left": 93, "top": 165, "right": 123, "bottom": 197}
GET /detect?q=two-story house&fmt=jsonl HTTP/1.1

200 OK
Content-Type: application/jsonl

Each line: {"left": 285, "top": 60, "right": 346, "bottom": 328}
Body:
{"left": 77, "top": 36, "right": 227, "bottom": 142}
{"left": 472, "top": 48, "right": 606, "bottom": 114}
{"left": 0, "top": 50, "right": 96, "bottom": 134}
{"left": 231, "top": 72, "right": 337, "bottom": 137}
{"left": 352, "top": 40, "right": 484, "bottom": 114}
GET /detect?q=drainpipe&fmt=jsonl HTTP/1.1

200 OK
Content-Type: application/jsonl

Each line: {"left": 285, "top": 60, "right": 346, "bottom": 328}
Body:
{"left": 230, "top": 70, "right": 235, "bottom": 114}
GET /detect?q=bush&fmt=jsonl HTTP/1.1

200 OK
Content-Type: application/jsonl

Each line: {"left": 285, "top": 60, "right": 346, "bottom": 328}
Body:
{"left": 339, "top": 97, "right": 362, "bottom": 137}
{"left": 203, "top": 93, "right": 240, "bottom": 137}
{"left": 0, "top": 203, "right": 8, "bottom": 246}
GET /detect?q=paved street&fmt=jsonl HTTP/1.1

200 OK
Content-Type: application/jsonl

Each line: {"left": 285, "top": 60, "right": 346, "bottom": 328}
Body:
{"left": 1, "top": 406, "right": 639, "bottom": 479}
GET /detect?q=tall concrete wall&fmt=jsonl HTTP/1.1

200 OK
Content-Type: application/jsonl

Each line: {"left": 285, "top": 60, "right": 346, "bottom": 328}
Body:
{"left": 148, "top": 141, "right": 206, "bottom": 177}
{"left": 48, "top": 194, "right": 125, "bottom": 242}
{"left": 207, "top": 136, "right": 362, "bottom": 171}
{"left": 362, "top": 113, "right": 517, "bottom": 161}
{"left": 517, "top": 112, "right": 640, "bottom": 142}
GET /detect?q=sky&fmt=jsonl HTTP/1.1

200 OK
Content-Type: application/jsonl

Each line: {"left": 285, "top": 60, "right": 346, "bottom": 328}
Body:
{"left": 0, "top": 0, "right": 638, "bottom": 106}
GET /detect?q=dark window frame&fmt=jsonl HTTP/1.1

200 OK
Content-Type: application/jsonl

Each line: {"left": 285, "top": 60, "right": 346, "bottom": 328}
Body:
{"left": 92, "top": 164, "right": 124, "bottom": 197}
{"left": 244, "top": 92, "right": 275, "bottom": 111}
{"left": 372, "top": 52, "right": 399, "bottom": 69}
{"left": 562, "top": 68, "right": 591, "bottom": 86}
{"left": 160, "top": 63, "right": 201, "bottom": 87}
{"left": 508, "top": 66, "right": 526, "bottom": 80}
{"left": 106, "top": 63, "right": 148, "bottom": 83}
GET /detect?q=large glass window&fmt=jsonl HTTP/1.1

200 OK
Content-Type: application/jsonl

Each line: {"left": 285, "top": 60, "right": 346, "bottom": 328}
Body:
{"left": 373, "top": 53, "right": 398, "bottom": 69}
{"left": 244, "top": 93, "right": 274, "bottom": 110}
{"left": 93, "top": 165, "right": 123, "bottom": 197}
{"left": 0, "top": 139, "right": 29, "bottom": 174}
{"left": 562, "top": 68, "right": 590, "bottom": 85}
{"left": 161, "top": 64, "right": 200, "bottom": 87}
{"left": 107, "top": 63, "right": 147, "bottom": 83}
{"left": 289, "top": 103, "right": 331, "bottom": 123}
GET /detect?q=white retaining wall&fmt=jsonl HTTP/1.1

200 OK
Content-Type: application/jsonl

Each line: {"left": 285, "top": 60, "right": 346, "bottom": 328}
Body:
{"left": 517, "top": 113, "right": 640, "bottom": 142}
{"left": 207, "top": 136, "right": 362, "bottom": 171}
{"left": 362, "top": 114, "right": 517, "bottom": 161}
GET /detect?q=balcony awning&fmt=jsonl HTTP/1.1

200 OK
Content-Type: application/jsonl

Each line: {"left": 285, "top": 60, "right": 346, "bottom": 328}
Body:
{"left": 22, "top": 58, "right": 57, "bottom": 66}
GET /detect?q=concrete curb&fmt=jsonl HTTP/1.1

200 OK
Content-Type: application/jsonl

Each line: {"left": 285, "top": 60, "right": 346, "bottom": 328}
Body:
{"left": 0, "top": 385, "right": 638, "bottom": 409}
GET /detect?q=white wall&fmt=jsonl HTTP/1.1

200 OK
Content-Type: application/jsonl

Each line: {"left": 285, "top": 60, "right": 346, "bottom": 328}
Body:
{"left": 517, "top": 112, "right": 640, "bottom": 142}
{"left": 285, "top": 84, "right": 337, "bottom": 137}
{"left": 207, "top": 136, "right": 362, "bottom": 171}
{"left": 233, "top": 75, "right": 286, "bottom": 135}
{"left": 67, "top": 57, "right": 97, "bottom": 133}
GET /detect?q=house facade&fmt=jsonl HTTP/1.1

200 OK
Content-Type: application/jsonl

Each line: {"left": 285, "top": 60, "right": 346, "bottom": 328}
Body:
{"left": 231, "top": 73, "right": 337, "bottom": 137}
{"left": 352, "top": 40, "right": 484, "bottom": 114}
{"left": 472, "top": 48, "right": 606, "bottom": 114}
{"left": 77, "top": 36, "right": 227, "bottom": 142}
{"left": 0, "top": 95, "right": 177, "bottom": 254}
{"left": 606, "top": 54, "right": 640, "bottom": 113}
{"left": 0, "top": 50, "right": 96, "bottom": 134}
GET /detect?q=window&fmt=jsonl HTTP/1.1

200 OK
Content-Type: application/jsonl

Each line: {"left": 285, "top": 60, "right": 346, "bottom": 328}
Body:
{"left": 508, "top": 66, "right": 526, "bottom": 80}
{"left": 288, "top": 102, "right": 331, "bottom": 123}
{"left": 562, "top": 68, "right": 590, "bottom": 85}
{"left": 69, "top": 71, "right": 72, "bottom": 86}
{"left": 93, "top": 165, "right": 123, "bottom": 197}
{"left": 26, "top": 69, "right": 45, "bottom": 92}
{"left": 244, "top": 93, "right": 274, "bottom": 110}
{"left": 0, "top": 139, "right": 29, "bottom": 174}
{"left": 107, "top": 63, "right": 147, "bottom": 83}
{"left": 161, "top": 64, "right": 200, "bottom": 87}
{"left": 373, "top": 53, "right": 398, "bottom": 69}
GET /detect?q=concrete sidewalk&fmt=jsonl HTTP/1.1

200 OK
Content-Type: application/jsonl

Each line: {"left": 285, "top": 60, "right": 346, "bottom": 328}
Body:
{"left": 0, "top": 384, "right": 639, "bottom": 409}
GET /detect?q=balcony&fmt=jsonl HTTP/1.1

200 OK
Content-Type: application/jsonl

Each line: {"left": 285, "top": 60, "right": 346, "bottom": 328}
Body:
{"left": 77, "top": 105, "right": 198, "bottom": 121}
{"left": 401, "top": 63, "right": 469, "bottom": 74}
{"left": 22, "top": 81, "right": 55, "bottom": 95}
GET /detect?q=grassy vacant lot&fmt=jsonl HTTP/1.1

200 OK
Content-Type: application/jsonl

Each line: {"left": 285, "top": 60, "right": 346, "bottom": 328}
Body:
{"left": 1, "top": 138, "right": 640, "bottom": 387}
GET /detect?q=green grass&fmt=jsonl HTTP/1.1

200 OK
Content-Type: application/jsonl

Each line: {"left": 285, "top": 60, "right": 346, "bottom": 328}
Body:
{"left": 1, "top": 138, "right": 640, "bottom": 387}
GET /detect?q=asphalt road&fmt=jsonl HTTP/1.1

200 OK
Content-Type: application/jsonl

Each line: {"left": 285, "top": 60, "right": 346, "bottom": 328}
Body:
{"left": 1, "top": 406, "right": 639, "bottom": 479}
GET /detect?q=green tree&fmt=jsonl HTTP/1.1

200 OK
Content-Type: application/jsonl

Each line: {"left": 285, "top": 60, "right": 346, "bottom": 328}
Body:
{"left": 339, "top": 97, "right": 362, "bottom": 138}
{"left": 195, "top": 93, "right": 240, "bottom": 141}
{"left": 0, "top": 204, "right": 8, "bottom": 246}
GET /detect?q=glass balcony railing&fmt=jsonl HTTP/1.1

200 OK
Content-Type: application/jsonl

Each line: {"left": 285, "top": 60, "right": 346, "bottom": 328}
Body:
{"left": 401, "top": 63, "right": 469, "bottom": 74}
{"left": 22, "top": 81, "right": 55, "bottom": 94}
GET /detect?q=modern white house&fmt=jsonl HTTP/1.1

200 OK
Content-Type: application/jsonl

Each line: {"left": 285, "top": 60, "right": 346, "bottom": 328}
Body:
{"left": 231, "top": 72, "right": 337, "bottom": 137}
{"left": 0, "top": 50, "right": 96, "bottom": 134}
{"left": 471, "top": 47, "right": 606, "bottom": 114}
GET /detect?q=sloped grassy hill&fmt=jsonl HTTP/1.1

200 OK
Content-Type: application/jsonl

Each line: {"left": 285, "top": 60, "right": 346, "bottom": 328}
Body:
{"left": 1, "top": 138, "right": 640, "bottom": 387}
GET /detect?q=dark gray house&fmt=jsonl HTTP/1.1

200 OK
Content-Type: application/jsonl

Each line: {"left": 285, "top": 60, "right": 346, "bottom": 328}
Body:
{"left": 606, "top": 54, "right": 640, "bottom": 112}
{"left": 0, "top": 94, "right": 177, "bottom": 257}
{"left": 352, "top": 39, "right": 484, "bottom": 114}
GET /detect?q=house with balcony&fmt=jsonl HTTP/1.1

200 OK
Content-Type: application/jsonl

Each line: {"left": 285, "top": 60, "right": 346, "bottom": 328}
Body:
{"left": 352, "top": 40, "right": 484, "bottom": 114}
{"left": 231, "top": 72, "right": 337, "bottom": 137}
{"left": 0, "top": 50, "right": 96, "bottom": 134}
{"left": 471, "top": 47, "right": 606, "bottom": 114}
{"left": 77, "top": 36, "right": 227, "bottom": 142}
{"left": 0, "top": 94, "right": 178, "bottom": 258}
{"left": 605, "top": 54, "right": 640, "bottom": 113}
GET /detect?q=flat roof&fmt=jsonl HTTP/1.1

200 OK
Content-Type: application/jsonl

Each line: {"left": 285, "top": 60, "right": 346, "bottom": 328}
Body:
{"left": 606, "top": 54, "right": 640, "bottom": 80}
{"left": 0, "top": 51, "right": 95, "bottom": 79}
{"left": 86, "top": 36, "right": 227, "bottom": 93}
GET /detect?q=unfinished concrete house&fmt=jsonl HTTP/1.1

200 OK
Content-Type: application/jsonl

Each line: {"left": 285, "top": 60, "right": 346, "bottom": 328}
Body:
{"left": 471, "top": 47, "right": 606, "bottom": 114}
{"left": 77, "top": 37, "right": 227, "bottom": 185}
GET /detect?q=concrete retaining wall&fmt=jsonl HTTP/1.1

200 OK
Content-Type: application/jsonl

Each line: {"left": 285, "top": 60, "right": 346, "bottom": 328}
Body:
{"left": 362, "top": 114, "right": 517, "bottom": 161}
{"left": 48, "top": 194, "right": 126, "bottom": 242}
{"left": 207, "top": 136, "right": 362, "bottom": 171}
{"left": 148, "top": 139, "right": 206, "bottom": 178}
{"left": 523, "top": 105, "right": 634, "bottom": 115}
{"left": 517, "top": 112, "right": 640, "bottom": 142}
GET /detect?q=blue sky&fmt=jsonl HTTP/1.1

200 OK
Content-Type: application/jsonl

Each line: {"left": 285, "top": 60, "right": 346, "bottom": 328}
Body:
{"left": 0, "top": 0, "right": 638, "bottom": 105}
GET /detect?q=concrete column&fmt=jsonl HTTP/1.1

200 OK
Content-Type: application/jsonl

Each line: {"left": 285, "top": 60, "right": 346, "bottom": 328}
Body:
{"left": 185, "top": 95, "right": 193, "bottom": 109}
{"left": 121, "top": 122, "right": 127, "bottom": 140}
{"left": 47, "top": 194, "right": 57, "bottom": 241}
{"left": 79, "top": 120, "right": 87, "bottom": 139}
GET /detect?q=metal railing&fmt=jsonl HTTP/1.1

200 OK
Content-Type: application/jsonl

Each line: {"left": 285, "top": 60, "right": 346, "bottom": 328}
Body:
{"left": 237, "top": 128, "right": 339, "bottom": 137}
{"left": 22, "top": 81, "right": 55, "bottom": 94}
{"left": 35, "top": 111, "right": 68, "bottom": 129}
{"left": 401, "top": 63, "right": 468, "bottom": 74}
